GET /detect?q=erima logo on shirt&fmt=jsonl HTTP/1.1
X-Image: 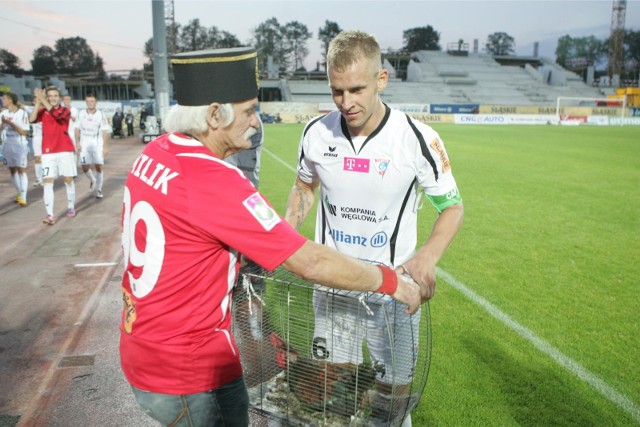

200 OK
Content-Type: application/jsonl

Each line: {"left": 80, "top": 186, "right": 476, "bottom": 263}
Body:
{"left": 324, "top": 146, "right": 338, "bottom": 158}
{"left": 343, "top": 157, "right": 369, "bottom": 173}
{"left": 243, "top": 193, "right": 280, "bottom": 231}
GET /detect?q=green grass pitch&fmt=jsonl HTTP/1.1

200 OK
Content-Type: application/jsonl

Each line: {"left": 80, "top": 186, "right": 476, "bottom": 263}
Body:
{"left": 257, "top": 123, "right": 640, "bottom": 426}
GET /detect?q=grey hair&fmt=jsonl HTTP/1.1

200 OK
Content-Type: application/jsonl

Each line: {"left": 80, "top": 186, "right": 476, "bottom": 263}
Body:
{"left": 163, "top": 103, "right": 235, "bottom": 134}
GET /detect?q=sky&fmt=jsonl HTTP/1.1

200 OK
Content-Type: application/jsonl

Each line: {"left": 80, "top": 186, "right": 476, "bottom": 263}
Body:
{"left": 1, "top": 0, "right": 639, "bottom": 73}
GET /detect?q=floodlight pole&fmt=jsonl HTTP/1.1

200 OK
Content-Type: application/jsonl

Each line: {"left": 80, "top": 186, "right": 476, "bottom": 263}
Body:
{"left": 151, "top": 0, "right": 170, "bottom": 124}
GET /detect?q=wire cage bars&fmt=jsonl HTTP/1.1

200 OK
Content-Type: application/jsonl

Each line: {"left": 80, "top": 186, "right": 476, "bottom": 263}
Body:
{"left": 232, "top": 263, "right": 432, "bottom": 427}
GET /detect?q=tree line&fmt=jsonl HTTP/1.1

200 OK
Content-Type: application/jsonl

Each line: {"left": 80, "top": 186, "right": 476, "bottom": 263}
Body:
{"left": 1, "top": 18, "right": 639, "bottom": 81}
{"left": 1, "top": 37, "right": 106, "bottom": 77}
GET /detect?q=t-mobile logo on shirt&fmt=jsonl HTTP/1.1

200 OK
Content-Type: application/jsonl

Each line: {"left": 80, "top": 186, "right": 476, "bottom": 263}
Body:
{"left": 343, "top": 157, "right": 369, "bottom": 173}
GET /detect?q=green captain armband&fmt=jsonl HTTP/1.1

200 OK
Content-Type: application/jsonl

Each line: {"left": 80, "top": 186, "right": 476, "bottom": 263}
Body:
{"left": 427, "top": 187, "right": 462, "bottom": 213}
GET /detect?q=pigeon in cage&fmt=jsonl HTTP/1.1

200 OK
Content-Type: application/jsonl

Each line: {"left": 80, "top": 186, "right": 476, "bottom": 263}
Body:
{"left": 270, "top": 332, "right": 382, "bottom": 417}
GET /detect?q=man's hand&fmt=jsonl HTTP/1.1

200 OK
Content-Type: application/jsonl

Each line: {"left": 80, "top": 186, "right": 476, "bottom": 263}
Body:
{"left": 400, "top": 203, "right": 463, "bottom": 302}
{"left": 33, "top": 88, "right": 45, "bottom": 103}
{"left": 391, "top": 271, "right": 421, "bottom": 314}
{"left": 400, "top": 260, "right": 437, "bottom": 302}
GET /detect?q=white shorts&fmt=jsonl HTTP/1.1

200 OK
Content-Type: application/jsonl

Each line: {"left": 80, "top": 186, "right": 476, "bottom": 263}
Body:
{"left": 312, "top": 290, "right": 420, "bottom": 385}
{"left": 2, "top": 142, "right": 29, "bottom": 168}
{"left": 79, "top": 143, "right": 104, "bottom": 166}
{"left": 41, "top": 151, "right": 78, "bottom": 179}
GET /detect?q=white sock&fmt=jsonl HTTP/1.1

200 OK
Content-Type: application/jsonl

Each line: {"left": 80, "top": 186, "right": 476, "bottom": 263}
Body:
{"left": 11, "top": 173, "right": 20, "bottom": 193}
{"left": 65, "top": 180, "right": 75, "bottom": 209}
{"left": 86, "top": 169, "right": 95, "bottom": 183}
{"left": 96, "top": 171, "right": 103, "bottom": 192}
{"left": 43, "top": 183, "right": 54, "bottom": 216}
{"left": 19, "top": 173, "right": 28, "bottom": 200}
{"left": 35, "top": 163, "right": 43, "bottom": 181}
{"left": 400, "top": 414, "right": 412, "bottom": 427}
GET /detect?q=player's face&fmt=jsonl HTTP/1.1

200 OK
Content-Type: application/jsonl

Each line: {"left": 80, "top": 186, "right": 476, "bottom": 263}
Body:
{"left": 62, "top": 95, "right": 71, "bottom": 107}
{"left": 85, "top": 97, "right": 97, "bottom": 110}
{"left": 47, "top": 90, "right": 61, "bottom": 108}
{"left": 1, "top": 95, "right": 11, "bottom": 108}
{"left": 328, "top": 57, "right": 388, "bottom": 136}
{"left": 225, "top": 98, "right": 259, "bottom": 152}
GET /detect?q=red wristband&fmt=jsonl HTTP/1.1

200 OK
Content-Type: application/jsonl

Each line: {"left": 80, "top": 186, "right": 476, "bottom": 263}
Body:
{"left": 376, "top": 265, "right": 398, "bottom": 295}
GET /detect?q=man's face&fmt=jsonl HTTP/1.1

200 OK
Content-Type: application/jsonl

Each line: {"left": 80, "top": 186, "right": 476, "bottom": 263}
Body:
{"left": 85, "top": 96, "right": 97, "bottom": 110}
{"left": 223, "top": 98, "right": 259, "bottom": 153}
{"left": 1, "top": 95, "right": 10, "bottom": 108}
{"left": 48, "top": 90, "right": 61, "bottom": 108}
{"left": 328, "top": 57, "right": 388, "bottom": 136}
{"left": 62, "top": 95, "right": 71, "bottom": 107}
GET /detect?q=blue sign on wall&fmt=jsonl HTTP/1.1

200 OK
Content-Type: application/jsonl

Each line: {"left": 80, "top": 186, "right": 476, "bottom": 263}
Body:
{"left": 430, "top": 104, "right": 479, "bottom": 114}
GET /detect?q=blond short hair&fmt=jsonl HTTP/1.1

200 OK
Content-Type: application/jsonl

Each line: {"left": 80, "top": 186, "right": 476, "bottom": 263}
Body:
{"left": 327, "top": 30, "right": 381, "bottom": 74}
{"left": 46, "top": 86, "right": 62, "bottom": 97}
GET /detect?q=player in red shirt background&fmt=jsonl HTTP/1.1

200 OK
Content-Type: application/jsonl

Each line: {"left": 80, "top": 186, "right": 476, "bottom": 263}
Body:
{"left": 29, "top": 86, "right": 78, "bottom": 225}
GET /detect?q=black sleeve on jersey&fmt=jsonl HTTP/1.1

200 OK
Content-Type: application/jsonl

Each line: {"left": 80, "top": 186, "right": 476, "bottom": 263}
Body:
{"left": 404, "top": 114, "right": 439, "bottom": 182}
{"left": 299, "top": 114, "right": 327, "bottom": 165}
{"left": 389, "top": 177, "right": 418, "bottom": 266}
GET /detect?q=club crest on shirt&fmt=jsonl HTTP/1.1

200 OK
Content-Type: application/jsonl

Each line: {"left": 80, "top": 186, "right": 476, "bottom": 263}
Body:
{"left": 243, "top": 193, "right": 281, "bottom": 231}
{"left": 375, "top": 158, "right": 390, "bottom": 177}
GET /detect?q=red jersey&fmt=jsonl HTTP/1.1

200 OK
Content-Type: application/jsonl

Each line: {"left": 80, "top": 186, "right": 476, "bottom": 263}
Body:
{"left": 36, "top": 106, "right": 74, "bottom": 154}
{"left": 120, "top": 132, "right": 306, "bottom": 394}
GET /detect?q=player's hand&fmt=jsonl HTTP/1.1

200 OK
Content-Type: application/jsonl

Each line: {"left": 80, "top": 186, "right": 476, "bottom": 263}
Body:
{"left": 33, "top": 88, "right": 45, "bottom": 101}
{"left": 401, "top": 262, "right": 436, "bottom": 302}
{"left": 391, "top": 270, "right": 421, "bottom": 315}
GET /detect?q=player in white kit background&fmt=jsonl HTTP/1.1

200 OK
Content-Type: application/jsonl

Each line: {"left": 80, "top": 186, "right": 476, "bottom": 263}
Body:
{"left": 62, "top": 94, "right": 78, "bottom": 148}
{"left": 31, "top": 119, "right": 44, "bottom": 187}
{"left": 285, "top": 30, "right": 464, "bottom": 427}
{"left": 75, "top": 93, "right": 109, "bottom": 198}
{"left": 1, "top": 91, "right": 31, "bottom": 206}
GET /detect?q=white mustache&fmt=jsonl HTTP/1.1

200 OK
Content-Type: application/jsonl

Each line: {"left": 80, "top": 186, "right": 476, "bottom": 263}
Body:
{"left": 244, "top": 127, "right": 257, "bottom": 140}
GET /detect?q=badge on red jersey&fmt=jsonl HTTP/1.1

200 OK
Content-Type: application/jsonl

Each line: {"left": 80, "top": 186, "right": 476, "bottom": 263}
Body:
{"left": 243, "top": 193, "right": 281, "bottom": 231}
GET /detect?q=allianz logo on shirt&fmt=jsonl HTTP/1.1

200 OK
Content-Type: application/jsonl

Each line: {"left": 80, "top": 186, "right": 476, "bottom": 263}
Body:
{"left": 328, "top": 229, "right": 388, "bottom": 248}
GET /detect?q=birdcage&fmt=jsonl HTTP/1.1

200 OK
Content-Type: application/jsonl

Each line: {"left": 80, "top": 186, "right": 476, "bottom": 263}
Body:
{"left": 232, "top": 263, "right": 431, "bottom": 427}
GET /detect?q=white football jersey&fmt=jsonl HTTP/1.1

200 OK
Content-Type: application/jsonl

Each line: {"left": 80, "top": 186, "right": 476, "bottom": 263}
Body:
{"left": 0, "top": 108, "right": 30, "bottom": 145}
{"left": 297, "top": 105, "right": 460, "bottom": 267}
{"left": 76, "top": 109, "right": 108, "bottom": 146}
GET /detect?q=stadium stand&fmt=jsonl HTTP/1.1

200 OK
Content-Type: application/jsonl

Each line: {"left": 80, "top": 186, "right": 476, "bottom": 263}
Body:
{"left": 0, "top": 50, "right": 622, "bottom": 111}
{"left": 283, "top": 50, "right": 608, "bottom": 106}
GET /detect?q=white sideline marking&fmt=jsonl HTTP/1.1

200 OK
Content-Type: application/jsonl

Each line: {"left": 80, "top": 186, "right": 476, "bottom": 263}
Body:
{"left": 437, "top": 268, "right": 640, "bottom": 423}
{"left": 74, "top": 262, "right": 118, "bottom": 268}
{"left": 266, "top": 146, "right": 640, "bottom": 422}
{"left": 264, "top": 147, "right": 297, "bottom": 173}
